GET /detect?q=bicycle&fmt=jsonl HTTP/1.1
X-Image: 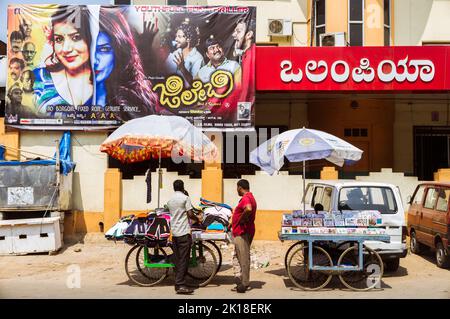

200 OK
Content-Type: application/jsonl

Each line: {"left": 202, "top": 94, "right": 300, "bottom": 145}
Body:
{"left": 125, "top": 239, "right": 219, "bottom": 287}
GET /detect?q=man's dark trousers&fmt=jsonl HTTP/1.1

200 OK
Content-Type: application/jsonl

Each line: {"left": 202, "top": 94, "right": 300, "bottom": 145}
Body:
{"left": 173, "top": 234, "right": 192, "bottom": 289}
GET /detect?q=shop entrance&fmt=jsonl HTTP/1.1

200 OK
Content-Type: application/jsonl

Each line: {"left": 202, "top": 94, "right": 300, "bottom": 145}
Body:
{"left": 414, "top": 126, "right": 450, "bottom": 180}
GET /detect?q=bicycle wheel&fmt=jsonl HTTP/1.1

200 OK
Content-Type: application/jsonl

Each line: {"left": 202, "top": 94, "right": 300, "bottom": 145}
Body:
{"left": 204, "top": 240, "right": 222, "bottom": 273}
{"left": 284, "top": 241, "right": 305, "bottom": 271}
{"left": 287, "top": 244, "right": 333, "bottom": 291}
{"left": 337, "top": 244, "right": 384, "bottom": 291}
{"left": 187, "top": 242, "right": 218, "bottom": 287}
{"left": 125, "top": 245, "right": 169, "bottom": 287}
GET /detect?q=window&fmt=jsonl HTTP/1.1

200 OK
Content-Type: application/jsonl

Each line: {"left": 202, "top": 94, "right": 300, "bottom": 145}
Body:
{"left": 304, "top": 184, "right": 314, "bottom": 205}
{"left": 338, "top": 187, "right": 398, "bottom": 214}
{"left": 436, "top": 188, "right": 450, "bottom": 212}
{"left": 315, "top": 0, "right": 326, "bottom": 46}
{"left": 424, "top": 188, "right": 438, "bottom": 209}
{"left": 312, "top": 186, "right": 324, "bottom": 207}
{"left": 384, "top": 0, "right": 391, "bottom": 46}
{"left": 348, "top": 0, "right": 364, "bottom": 46}
{"left": 412, "top": 185, "right": 426, "bottom": 205}
{"left": 344, "top": 127, "right": 368, "bottom": 137}
{"left": 321, "top": 187, "right": 333, "bottom": 211}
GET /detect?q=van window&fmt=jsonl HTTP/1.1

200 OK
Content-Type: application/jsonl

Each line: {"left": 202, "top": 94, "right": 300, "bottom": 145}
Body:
{"left": 338, "top": 187, "right": 397, "bottom": 214}
{"left": 304, "top": 185, "right": 314, "bottom": 205}
{"left": 321, "top": 187, "right": 333, "bottom": 211}
{"left": 312, "top": 186, "right": 324, "bottom": 206}
{"left": 412, "top": 185, "right": 426, "bottom": 205}
{"left": 436, "top": 188, "right": 450, "bottom": 212}
{"left": 424, "top": 188, "right": 439, "bottom": 209}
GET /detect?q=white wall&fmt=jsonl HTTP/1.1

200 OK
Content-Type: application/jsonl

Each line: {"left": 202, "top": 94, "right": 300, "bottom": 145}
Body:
{"left": 120, "top": 167, "right": 426, "bottom": 212}
{"left": 208, "top": 0, "right": 308, "bottom": 45}
{"left": 122, "top": 169, "right": 202, "bottom": 210}
{"left": 394, "top": 0, "right": 450, "bottom": 45}
{"left": 19, "top": 131, "right": 108, "bottom": 212}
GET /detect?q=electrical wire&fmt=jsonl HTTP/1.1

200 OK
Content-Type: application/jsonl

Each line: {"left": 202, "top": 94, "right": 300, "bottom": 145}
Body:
{"left": 39, "top": 184, "right": 59, "bottom": 235}
{"left": 0, "top": 144, "right": 54, "bottom": 160}
{"left": 71, "top": 134, "right": 106, "bottom": 159}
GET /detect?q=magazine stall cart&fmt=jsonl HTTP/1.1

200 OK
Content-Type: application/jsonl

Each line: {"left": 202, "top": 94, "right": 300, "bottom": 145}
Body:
{"left": 279, "top": 232, "right": 390, "bottom": 291}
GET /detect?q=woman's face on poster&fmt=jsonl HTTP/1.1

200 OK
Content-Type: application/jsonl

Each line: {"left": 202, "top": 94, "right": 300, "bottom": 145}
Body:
{"left": 94, "top": 31, "right": 115, "bottom": 83}
{"left": 53, "top": 21, "right": 89, "bottom": 72}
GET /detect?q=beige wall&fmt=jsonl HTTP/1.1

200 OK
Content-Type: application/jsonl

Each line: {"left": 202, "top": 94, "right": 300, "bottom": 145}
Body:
{"left": 256, "top": 98, "right": 308, "bottom": 128}
{"left": 326, "top": 0, "right": 348, "bottom": 34}
{"left": 365, "top": 0, "right": 384, "bottom": 46}
{"left": 393, "top": 101, "right": 450, "bottom": 174}
{"left": 394, "top": 0, "right": 450, "bottom": 45}
{"left": 20, "top": 131, "right": 108, "bottom": 212}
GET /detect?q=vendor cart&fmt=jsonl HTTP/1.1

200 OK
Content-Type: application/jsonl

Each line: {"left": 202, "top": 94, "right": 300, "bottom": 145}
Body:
{"left": 279, "top": 233, "right": 390, "bottom": 291}
{"left": 124, "top": 231, "right": 232, "bottom": 287}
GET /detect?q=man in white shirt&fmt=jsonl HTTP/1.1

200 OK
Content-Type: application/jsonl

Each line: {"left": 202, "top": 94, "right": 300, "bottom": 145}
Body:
{"left": 166, "top": 179, "right": 195, "bottom": 294}
{"left": 165, "top": 22, "right": 204, "bottom": 87}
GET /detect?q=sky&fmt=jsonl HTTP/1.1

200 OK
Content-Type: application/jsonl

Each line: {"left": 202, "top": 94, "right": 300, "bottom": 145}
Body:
{"left": 0, "top": 0, "right": 113, "bottom": 43}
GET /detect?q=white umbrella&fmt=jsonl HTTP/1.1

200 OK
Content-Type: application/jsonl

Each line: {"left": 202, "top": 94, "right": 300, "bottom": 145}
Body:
{"left": 250, "top": 127, "right": 363, "bottom": 212}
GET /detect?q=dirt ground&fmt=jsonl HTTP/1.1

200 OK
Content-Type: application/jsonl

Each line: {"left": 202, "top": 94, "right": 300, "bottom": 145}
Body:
{"left": 0, "top": 233, "right": 449, "bottom": 299}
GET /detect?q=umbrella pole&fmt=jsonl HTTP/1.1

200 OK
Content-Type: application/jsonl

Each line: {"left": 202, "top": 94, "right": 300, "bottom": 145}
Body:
{"left": 303, "top": 160, "right": 306, "bottom": 213}
{"left": 158, "top": 147, "right": 162, "bottom": 208}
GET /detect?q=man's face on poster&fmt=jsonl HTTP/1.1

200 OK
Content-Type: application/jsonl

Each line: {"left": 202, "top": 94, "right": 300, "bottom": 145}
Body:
{"left": 11, "top": 38, "right": 23, "bottom": 53}
{"left": 22, "top": 19, "right": 32, "bottom": 37}
{"left": 22, "top": 42, "right": 36, "bottom": 63}
{"left": 9, "top": 87, "right": 23, "bottom": 104}
{"left": 175, "top": 29, "right": 188, "bottom": 49}
{"left": 206, "top": 43, "right": 224, "bottom": 64}
{"left": 232, "top": 22, "right": 246, "bottom": 50}
{"left": 21, "top": 71, "right": 34, "bottom": 92}
{"left": 9, "top": 62, "right": 23, "bottom": 81}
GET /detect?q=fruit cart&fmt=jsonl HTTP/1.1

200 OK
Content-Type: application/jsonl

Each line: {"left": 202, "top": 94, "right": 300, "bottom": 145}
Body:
{"left": 279, "top": 232, "right": 390, "bottom": 291}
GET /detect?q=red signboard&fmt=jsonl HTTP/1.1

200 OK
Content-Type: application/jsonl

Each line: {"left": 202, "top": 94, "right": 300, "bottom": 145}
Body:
{"left": 256, "top": 46, "right": 450, "bottom": 92}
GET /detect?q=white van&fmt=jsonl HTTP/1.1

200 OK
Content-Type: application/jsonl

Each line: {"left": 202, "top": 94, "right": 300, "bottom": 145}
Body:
{"left": 303, "top": 181, "right": 408, "bottom": 271}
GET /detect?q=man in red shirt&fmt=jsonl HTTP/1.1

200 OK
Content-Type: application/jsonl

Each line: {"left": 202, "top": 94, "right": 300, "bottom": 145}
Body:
{"left": 231, "top": 179, "right": 257, "bottom": 293}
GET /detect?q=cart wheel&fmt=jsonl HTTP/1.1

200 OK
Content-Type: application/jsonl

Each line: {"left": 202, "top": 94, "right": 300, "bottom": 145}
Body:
{"left": 284, "top": 241, "right": 306, "bottom": 271}
{"left": 204, "top": 240, "right": 222, "bottom": 273}
{"left": 287, "top": 244, "right": 333, "bottom": 291}
{"left": 187, "top": 242, "right": 218, "bottom": 287}
{"left": 125, "top": 245, "right": 169, "bottom": 287}
{"left": 337, "top": 245, "right": 384, "bottom": 291}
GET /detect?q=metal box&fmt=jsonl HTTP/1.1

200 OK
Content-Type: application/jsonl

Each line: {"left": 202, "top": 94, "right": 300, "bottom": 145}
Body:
{"left": 0, "top": 216, "right": 62, "bottom": 255}
{"left": 0, "top": 164, "right": 72, "bottom": 211}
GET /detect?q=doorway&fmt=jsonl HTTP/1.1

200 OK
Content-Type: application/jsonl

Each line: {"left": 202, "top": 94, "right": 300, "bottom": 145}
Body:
{"left": 414, "top": 126, "right": 450, "bottom": 180}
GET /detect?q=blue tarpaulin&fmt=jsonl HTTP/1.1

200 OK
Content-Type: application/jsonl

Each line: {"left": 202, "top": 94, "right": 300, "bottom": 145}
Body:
{"left": 56, "top": 131, "right": 76, "bottom": 175}
{"left": 0, "top": 131, "right": 75, "bottom": 175}
{"left": 0, "top": 160, "right": 56, "bottom": 166}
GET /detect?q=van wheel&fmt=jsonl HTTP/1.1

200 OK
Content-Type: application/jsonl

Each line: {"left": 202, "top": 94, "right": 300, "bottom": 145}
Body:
{"left": 410, "top": 231, "right": 425, "bottom": 254}
{"left": 385, "top": 258, "right": 400, "bottom": 272}
{"left": 435, "top": 242, "right": 450, "bottom": 269}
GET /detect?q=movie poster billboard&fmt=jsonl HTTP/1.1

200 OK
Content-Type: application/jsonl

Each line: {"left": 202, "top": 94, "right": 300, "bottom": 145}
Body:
{"left": 5, "top": 5, "right": 256, "bottom": 130}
